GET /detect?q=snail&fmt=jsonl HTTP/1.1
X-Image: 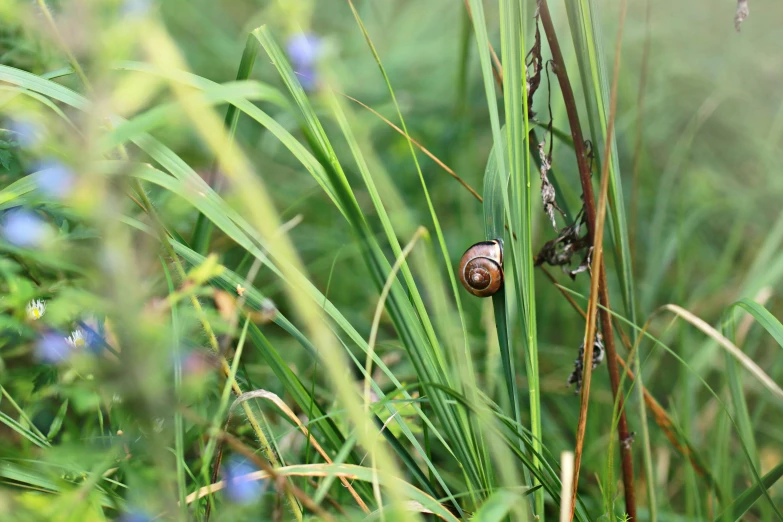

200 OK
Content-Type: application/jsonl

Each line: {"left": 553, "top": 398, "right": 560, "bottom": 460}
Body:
{"left": 458, "top": 239, "right": 504, "bottom": 297}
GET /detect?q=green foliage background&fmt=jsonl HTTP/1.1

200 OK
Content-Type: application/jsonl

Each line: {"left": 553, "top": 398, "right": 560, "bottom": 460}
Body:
{"left": 0, "top": 0, "right": 782, "bottom": 520}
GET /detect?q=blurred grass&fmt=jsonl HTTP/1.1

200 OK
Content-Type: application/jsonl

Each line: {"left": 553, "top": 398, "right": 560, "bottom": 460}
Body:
{"left": 0, "top": 0, "right": 782, "bottom": 520}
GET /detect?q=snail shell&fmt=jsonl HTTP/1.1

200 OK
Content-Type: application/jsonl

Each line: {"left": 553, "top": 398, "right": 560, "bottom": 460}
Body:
{"left": 459, "top": 239, "right": 504, "bottom": 297}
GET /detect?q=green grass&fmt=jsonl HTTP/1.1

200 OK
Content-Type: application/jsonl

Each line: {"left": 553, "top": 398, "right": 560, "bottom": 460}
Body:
{"left": 0, "top": 0, "right": 782, "bottom": 521}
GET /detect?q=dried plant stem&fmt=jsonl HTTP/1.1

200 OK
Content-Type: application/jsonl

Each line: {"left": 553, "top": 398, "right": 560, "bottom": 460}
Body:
{"left": 537, "top": 1, "right": 636, "bottom": 519}
{"left": 549, "top": 275, "right": 719, "bottom": 488}
{"left": 343, "top": 94, "right": 483, "bottom": 202}
{"left": 559, "top": 451, "right": 575, "bottom": 522}
{"left": 181, "top": 408, "right": 334, "bottom": 522}
{"left": 34, "top": 0, "right": 91, "bottom": 90}
{"left": 463, "top": 0, "right": 504, "bottom": 86}
{"left": 230, "top": 390, "right": 369, "bottom": 513}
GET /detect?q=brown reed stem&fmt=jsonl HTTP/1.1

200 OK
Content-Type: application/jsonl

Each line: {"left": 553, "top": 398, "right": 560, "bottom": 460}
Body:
{"left": 537, "top": 1, "right": 636, "bottom": 519}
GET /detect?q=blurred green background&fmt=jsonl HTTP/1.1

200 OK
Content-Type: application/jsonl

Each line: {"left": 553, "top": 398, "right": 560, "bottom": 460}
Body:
{"left": 1, "top": 0, "right": 782, "bottom": 520}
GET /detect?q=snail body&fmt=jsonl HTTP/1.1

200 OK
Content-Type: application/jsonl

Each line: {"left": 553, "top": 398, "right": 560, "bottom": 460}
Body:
{"left": 459, "top": 239, "right": 504, "bottom": 297}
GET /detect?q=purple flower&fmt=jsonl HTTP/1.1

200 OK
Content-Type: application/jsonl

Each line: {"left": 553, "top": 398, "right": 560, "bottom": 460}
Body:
{"left": 1, "top": 209, "right": 50, "bottom": 248}
{"left": 35, "top": 160, "right": 74, "bottom": 199}
{"left": 223, "top": 458, "right": 264, "bottom": 504}
{"left": 36, "top": 333, "right": 72, "bottom": 363}
{"left": 7, "top": 118, "right": 43, "bottom": 148}
{"left": 286, "top": 33, "right": 322, "bottom": 68}
{"left": 295, "top": 67, "right": 317, "bottom": 92}
{"left": 286, "top": 33, "right": 322, "bottom": 92}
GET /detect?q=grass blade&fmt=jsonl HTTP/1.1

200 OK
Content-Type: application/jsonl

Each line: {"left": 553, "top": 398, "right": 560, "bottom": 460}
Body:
{"left": 191, "top": 32, "right": 262, "bottom": 253}
{"left": 714, "top": 462, "right": 783, "bottom": 522}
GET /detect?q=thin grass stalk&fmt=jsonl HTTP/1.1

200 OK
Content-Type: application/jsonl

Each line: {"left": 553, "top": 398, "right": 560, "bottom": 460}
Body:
{"left": 342, "top": 94, "right": 483, "bottom": 202}
{"left": 537, "top": 1, "right": 636, "bottom": 519}
{"left": 565, "top": 0, "right": 655, "bottom": 514}
{"left": 192, "top": 33, "right": 261, "bottom": 254}
{"left": 33, "top": 0, "right": 91, "bottom": 90}
{"left": 365, "top": 227, "right": 428, "bottom": 412}
{"left": 161, "top": 262, "right": 188, "bottom": 519}
{"left": 621, "top": 305, "right": 783, "bottom": 517}
{"left": 631, "top": 63, "right": 659, "bottom": 522}
{"left": 569, "top": 0, "right": 637, "bottom": 330}
{"left": 497, "top": 0, "right": 542, "bottom": 516}
{"left": 590, "top": 0, "right": 636, "bottom": 518}
{"left": 343, "top": 2, "right": 490, "bottom": 498}
{"left": 466, "top": 0, "right": 528, "bottom": 498}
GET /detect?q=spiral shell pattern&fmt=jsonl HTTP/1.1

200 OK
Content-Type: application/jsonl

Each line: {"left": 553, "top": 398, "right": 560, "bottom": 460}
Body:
{"left": 458, "top": 239, "right": 504, "bottom": 297}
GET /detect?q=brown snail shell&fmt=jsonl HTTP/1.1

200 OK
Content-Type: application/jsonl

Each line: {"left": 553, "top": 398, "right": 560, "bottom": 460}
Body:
{"left": 459, "top": 239, "right": 504, "bottom": 297}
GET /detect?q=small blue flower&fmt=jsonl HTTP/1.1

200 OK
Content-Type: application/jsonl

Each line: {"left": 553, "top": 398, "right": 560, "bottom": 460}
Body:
{"left": 35, "top": 160, "right": 74, "bottom": 199}
{"left": 286, "top": 33, "right": 322, "bottom": 68}
{"left": 287, "top": 33, "right": 322, "bottom": 92}
{"left": 1, "top": 209, "right": 50, "bottom": 248}
{"left": 295, "top": 67, "right": 318, "bottom": 92}
{"left": 84, "top": 330, "right": 107, "bottom": 355}
{"left": 7, "top": 118, "right": 43, "bottom": 148}
{"left": 36, "top": 333, "right": 73, "bottom": 363}
{"left": 223, "top": 457, "right": 264, "bottom": 504}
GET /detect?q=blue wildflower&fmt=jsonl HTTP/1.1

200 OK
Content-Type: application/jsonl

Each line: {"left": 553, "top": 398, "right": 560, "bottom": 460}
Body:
{"left": 296, "top": 67, "right": 317, "bottom": 92}
{"left": 223, "top": 457, "right": 264, "bottom": 504}
{"left": 1, "top": 209, "right": 50, "bottom": 248}
{"left": 35, "top": 160, "right": 74, "bottom": 199}
{"left": 287, "top": 33, "right": 322, "bottom": 68}
{"left": 36, "top": 333, "right": 73, "bottom": 363}
{"left": 7, "top": 118, "right": 43, "bottom": 148}
{"left": 286, "top": 33, "right": 322, "bottom": 92}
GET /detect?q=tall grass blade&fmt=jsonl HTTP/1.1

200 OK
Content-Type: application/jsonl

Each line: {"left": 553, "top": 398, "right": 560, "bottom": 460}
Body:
{"left": 341, "top": 5, "right": 495, "bottom": 500}
{"left": 251, "top": 23, "right": 498, "bottom": 505}
{"left": 468, "top": 0, "right": 543, "bottom": 513}
{"left": 191, "top": 31, "right": 261, "bottom": 253}
{"left": 482, "top": 138, "right": 516, "bottom": 418}
{"left": 563, "top": 0, "right": 652, "bottom": 516}
{"left": 713, "top": 462, "right": 783, "bottom": 522}
{"left": 725, "top": 298, "right": 783, "bottom": 350}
